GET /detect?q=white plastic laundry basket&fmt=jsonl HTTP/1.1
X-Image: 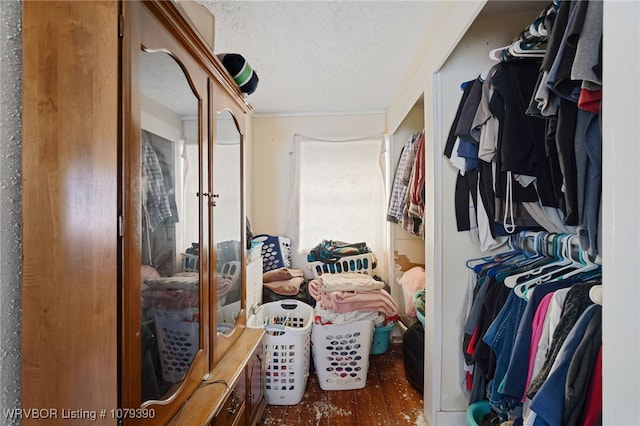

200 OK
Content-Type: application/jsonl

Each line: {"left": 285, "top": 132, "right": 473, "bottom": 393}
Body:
{"left": 152, "top": 307, "right": 199, "bottom": 383}
{"left": 248, "top": 299, "right": 314, "bottom": 405}
{"left": 311, "top": 319, "right": 374, "bottom": 390}
{"left": 307, "top": 253, "right": 376, "bottom": 279}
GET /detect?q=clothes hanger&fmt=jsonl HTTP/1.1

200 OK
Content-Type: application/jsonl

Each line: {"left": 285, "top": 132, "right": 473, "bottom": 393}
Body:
{"left": 489, "top": 45, "right": 511, "bottom": 61}
{"left": 558, "top": 242, "right": 600, "bottom": 280}
{"left": 496, "top": 232, "right": 553, "bottom": 284}
{"left": 489, "top": 38, "right": 545, "bottom": 62}
{"left": 502, "top": 232, "right": 553, "bottom": 287}
{"left": 512, "top": 231, "right": 550, "bottom": 267}
{"left": 489, "top": 5, "right": 549, "bottom": 63}
{"left": 503, "top": 233, "right": 571, "bottom": 288}
{"left": 510, "top": 41, "right": 546, "bottom": 57}
{"left": 484, "top": 251, "right": 522, "bottom": 278}
{"left": 466, "top": 254, "right": 499, "bottom": 270}
{"left": 532, "top": 235, "right": 584, "bottom": 279}
{"left": 485, "top": 241, "right": 534, "bottom": 279}
{"left": 513, "top": 235, "right": 582, "bottom": 298}
{"left": 466, "top": 233, "right": 525, "bottom": 273}
{"left": 520, "top": 238, "right": 603, "bottom": 300}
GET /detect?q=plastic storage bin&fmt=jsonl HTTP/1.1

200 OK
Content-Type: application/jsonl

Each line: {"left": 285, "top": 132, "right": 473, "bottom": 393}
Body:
{"left": 308, "top": 253, "right": 376, "bottom": 279}
{"left": 253, "top": 234, "right": 292, "bottom": 272}
{"left": 152, "top": 307, "right": 199, "bottom": 383}
{"left": 248, "top": 299, "right": 314, "bottom": 405}
{"left": 181, "top": 253, "right": 199, "bottom": 272}
{"left": 466, "top": 400, "right": 492, "bottom": 426}
{"left": 370, "top": 322, "right": 396, "bottom": 355}
{"left": 311, "top": 319, "right": 374, "bottom": 390}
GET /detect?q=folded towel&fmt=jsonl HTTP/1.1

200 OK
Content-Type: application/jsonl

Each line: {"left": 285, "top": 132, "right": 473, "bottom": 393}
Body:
{"left": 319, "top": 272, "right": 385, "bottom": 292}
{"left": 263, "top": 267, "right": 305, "bottom": 283}
{"left": 263, "top": 276, "right": 305, "bottom": 296}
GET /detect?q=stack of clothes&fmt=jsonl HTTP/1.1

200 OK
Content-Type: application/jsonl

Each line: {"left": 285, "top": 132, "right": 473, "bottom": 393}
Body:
{"left": 309, "top": 272, "right": 398, "bottom": 327}
{"left": 261, "top": 267, "right": 315, "bottom": 306}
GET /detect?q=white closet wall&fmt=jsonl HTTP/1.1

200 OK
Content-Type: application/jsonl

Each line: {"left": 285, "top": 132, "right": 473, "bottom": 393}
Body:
{"left": 601, "top": 2, "right": 640, "bottom": 424}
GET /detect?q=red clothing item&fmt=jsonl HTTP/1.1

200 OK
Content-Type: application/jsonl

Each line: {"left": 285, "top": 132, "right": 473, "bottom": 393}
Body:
{"left": 578, "top": 88, "right": 602, "bottom": 113}
{"left": 581, "top": 346, "right": 602, "bottom": 426}
{"left": 409, "top": 131, "right": 426, "bottom": 218}
{"left": 467, "top": 326, "right": 479, "bottom": 356}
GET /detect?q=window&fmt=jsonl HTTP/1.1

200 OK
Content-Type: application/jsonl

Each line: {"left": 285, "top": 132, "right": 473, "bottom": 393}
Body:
{"left": 287, "top": 136, "right": 387, "bottom": 278}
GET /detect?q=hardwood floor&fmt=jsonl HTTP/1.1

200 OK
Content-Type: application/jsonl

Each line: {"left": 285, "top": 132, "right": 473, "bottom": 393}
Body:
{"left": 258, "top": 343, "right": 425, "bottom": 426}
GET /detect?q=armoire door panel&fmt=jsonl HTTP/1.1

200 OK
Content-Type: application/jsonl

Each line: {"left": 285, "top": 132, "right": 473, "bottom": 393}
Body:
{"left": 22, "top": 1, "right": 260, "bottom": 424}
{"left": 122, "top": 2, "right": 210, "bottom": 424}
{"left": 21, "top": 2, "right": 120, "bottom": 424}
{"left": 210, "top": 78, "right": 248, "bottom": 366}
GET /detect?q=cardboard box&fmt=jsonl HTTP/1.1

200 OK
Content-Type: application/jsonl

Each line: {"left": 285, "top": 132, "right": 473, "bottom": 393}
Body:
{"left": 174, "top": 0, "right": 215, "bottom": 53}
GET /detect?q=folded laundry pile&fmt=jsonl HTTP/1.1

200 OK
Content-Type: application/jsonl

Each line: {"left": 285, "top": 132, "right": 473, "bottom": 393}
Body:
{"left": 309, "top": 272, "right": 398, "bottom": 326}
{"left": 262, "top": 267, "right": 305, "bottom": 296}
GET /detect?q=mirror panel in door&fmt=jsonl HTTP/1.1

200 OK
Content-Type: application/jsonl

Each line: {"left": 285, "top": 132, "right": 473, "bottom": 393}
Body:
{"left": 214, "top": 110, "right": 243, "bottom": 334}
{"left": 139, "top": 50, "right": 201, "bottom": 402}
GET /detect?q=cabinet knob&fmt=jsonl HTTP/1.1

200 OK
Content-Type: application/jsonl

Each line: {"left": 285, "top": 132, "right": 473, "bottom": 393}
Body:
{"left": 227, "top": 395, "right": 240, "bottom": 417}
{"left": 196, "top": 193, "right": 219, "bottom": 206}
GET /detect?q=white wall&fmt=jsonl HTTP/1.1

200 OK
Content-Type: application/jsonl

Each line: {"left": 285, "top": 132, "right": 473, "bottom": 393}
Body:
{"left": 0, "top": 1, "right": 22, "bottom": 422}
{"left": 249, "top": 113, "right": 385, "bottom": 237}
{"left": 601, "top": 1, "right": 640, "bottom": 424}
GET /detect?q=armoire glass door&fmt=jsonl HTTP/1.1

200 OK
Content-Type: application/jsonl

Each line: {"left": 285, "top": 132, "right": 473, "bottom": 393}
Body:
{"left": 138, "top": 50, "right": 202, "bottom": 402}
{"left": 121, "top": 3, "right": 211, "bottom": 424}
{"left": 212, "top": 109, "right": 243, "bottom": 335}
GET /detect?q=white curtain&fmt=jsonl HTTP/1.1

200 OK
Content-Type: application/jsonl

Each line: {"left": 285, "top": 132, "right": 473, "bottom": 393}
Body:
{"left": 286, "top": 134, "right": 388, "bottom": 281}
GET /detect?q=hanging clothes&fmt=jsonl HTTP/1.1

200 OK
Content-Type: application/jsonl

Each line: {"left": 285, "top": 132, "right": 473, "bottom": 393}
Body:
{"left": 404, "top": 131, "right": 425, "bottom": 236}
{"left": 142, "top": 134, "right": 174, "bottom": 230}
{"left": 444, "top": 0, "right": 602, "bottom": 258}
{"left": 388, "top": 130, "right": 425, "bottom": 237}
{"left": 461, "top": 231, "right": 602, "bottom": 424}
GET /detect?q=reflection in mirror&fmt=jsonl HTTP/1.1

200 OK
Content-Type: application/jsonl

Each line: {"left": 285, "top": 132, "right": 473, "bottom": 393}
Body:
{"left": 213, "top": 111, "right": 242, "bottom": 335}
{"left": 138, "top": 50, "right": 200, "bottom": 403}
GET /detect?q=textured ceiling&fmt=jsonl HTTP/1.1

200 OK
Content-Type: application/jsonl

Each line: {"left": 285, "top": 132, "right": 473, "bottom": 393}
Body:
{"left": 198, "top": 0, "right": 436, "bottom": 115}
{"left": 146, "top": 1, "right": 552, "bottom": 117}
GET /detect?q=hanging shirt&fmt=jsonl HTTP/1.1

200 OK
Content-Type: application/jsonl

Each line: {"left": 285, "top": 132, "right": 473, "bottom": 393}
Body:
{"left": 387, "top": 132, "right": 418, "bottom": 222}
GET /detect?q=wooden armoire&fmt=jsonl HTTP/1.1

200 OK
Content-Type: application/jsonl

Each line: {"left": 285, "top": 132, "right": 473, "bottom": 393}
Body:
{"left": 21, "top": 1, "right": 265, "bottom": 424}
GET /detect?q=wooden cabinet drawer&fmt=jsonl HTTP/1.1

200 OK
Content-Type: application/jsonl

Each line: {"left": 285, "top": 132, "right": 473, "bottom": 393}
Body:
{"left": 211, "top": 394, "right": 245, "bottom": 426}
{"left": 212, "top": 370, "right": 246, "bottom": 426}
{"left": 246, "top": 350, "right": 265, "bottom": 426}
